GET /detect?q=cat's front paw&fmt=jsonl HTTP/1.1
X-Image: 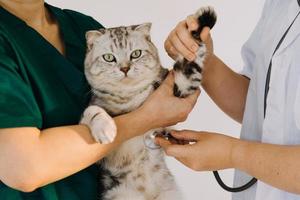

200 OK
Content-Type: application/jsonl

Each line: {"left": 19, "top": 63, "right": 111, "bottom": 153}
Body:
{"left": 80, "top": 105, "right": 117, "bottom": 144}
{"left": 172, "top": 6, "right": 217, "bottom": 98}
{"left": 192, "top": 6, "right": 217, "bottom": 40}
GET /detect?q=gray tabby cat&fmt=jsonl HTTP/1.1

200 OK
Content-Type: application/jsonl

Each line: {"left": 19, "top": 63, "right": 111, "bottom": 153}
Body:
{"left": 80, "top": 6, "right": 217, "bottom": 200}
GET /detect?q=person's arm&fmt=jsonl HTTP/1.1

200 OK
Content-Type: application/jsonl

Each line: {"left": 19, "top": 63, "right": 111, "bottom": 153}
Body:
{"left": 0, "top": 73, "right": 199, "bottom": 192}
{"left": 164, "top": 16, "right": 249, "bottom": 123}
{"left": 156, "top": 130, "right": 300, "bottom": 194}
{"left": 161, "top": 14, "right": 300, "bottom": 194}
{"left": 0, "top": 113, "right": 143, "bottom": 193}
{"left": 234, "top": 138, "right": 300, "bottom": 194}
{"left": 201, "top": 55, "right": 249, "bottom": 123}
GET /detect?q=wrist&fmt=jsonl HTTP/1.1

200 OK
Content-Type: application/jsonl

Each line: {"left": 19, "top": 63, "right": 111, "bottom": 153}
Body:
{"left": 114, "top": 108, "right": 152, "bottom": 141}
{"left": 136, "top": 104, "right": 159, "bottom": 130}
{"left": 203, "top": 52, "right": 216, "bottom": 69}
{"left": 135, "top": 106, "right": 157, "bottom": 130}
{"left": 230, "top": 138, "right": 251, "bottom": 170}
{"left": 201, "top": 53, "right": 216, "bottom": 80}
{"left": 201, "top": 54, "right": 225, "bottom": 89}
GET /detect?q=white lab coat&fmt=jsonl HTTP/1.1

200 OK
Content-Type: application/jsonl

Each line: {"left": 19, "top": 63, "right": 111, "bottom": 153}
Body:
{"left": 233, "top": 0, "right": 300, "bottom": 199}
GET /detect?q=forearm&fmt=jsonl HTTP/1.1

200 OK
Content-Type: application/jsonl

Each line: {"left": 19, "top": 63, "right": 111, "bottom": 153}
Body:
{"left": 201, "top": 54, "right": 250, "bottom": 123}
{"left": 34, "top": 125, "right": 114, "bottom": 188}
{"left": 0, "top": 109, "right": 150, "bottom": 192}
{"left": 36, "top": 109, "right": 148, "bottom": 187}
{"left": 233, "top": 140, "right": 300, "bottom": 194}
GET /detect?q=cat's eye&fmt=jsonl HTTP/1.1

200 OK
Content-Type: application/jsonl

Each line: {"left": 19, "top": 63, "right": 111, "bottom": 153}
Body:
{"left": 102, "top": 53, "right": 116, "bottom": 62}
{"left": 130, "top": 50, "right": 142, "bottom": 59}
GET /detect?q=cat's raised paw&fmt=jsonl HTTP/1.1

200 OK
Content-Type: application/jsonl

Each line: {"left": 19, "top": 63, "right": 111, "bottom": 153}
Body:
{"left": 191, "top": 6, "right": 217, "bottom": 41}
{"left": 80, "top": 105, "right": 117, "bottom": 144}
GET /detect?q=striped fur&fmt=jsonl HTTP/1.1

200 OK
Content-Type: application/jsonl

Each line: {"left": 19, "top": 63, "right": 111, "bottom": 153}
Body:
{"left": 80, "top": 6, "right": 217, "bottom": 200}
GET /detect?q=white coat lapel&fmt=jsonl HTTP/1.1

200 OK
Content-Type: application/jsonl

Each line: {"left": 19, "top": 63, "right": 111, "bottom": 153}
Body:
{"left": 275, "top": 0, "right": 300, "bottom": 56}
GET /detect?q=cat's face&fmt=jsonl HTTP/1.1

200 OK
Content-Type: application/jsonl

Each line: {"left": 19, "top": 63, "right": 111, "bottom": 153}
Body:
{"left": 84, "top": 23, "right": 161, "bottom": 91}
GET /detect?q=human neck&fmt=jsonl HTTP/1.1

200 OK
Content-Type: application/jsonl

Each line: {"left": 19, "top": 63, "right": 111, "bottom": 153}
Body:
{"left": 0, "top": 0, "right": 52, "bottom": 28}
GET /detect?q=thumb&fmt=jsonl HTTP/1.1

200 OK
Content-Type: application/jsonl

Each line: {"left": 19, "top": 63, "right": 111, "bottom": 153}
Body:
{"left": 200, "top": 27, "right": 211, "bottom": 42}
{"left": 155, "top": 137, "right": 171, "bottom": 148}
{"left": 170, "top": 130, "right": 201, "bottom": 141}
{"left": 164, "top": 143, "right": 192, "bottom": 158}
{"left": 159, "top": 70, "right": 174, "bottom": 93}
{"left": 185, "top": 88, "right": 201, "bottom": 107}
{"left": 155, "top": 137, "right": 188, "bottom": 158}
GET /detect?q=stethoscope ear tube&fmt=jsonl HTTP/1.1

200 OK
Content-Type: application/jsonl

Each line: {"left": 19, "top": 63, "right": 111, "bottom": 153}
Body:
{"left": 213, "top": 4, "right": 300, "bottom": 193}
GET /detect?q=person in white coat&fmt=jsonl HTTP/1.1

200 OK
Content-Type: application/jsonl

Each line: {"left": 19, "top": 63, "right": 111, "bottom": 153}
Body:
{"left": 156, "top": 0, "right": 300, "bottom": 199}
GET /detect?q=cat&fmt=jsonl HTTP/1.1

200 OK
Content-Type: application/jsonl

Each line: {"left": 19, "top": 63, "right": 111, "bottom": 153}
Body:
{"left": 80, "top": 6, "right": 217, "bottom": 200}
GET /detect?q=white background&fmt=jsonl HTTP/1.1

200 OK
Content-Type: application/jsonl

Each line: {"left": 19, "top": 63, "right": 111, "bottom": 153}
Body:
{"left": 47, "top": 0, "right": 265, "bottom": 199}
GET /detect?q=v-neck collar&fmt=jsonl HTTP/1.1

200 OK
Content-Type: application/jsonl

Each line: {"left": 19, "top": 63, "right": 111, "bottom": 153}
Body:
{"left": 45, "top": 3, "right": 83, "bottom": 48}
{"left": 0, "top": 3, "right": 84, "bottom": 60}
{"left": 45, "top": 4, "right": 87, "bottom": 70}
{"left": 0, "top": 3, "right": 90, "bottom": 98}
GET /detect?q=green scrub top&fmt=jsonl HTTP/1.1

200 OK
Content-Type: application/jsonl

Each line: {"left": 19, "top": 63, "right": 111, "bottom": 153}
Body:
{"left": 0, "top": 3, "right": 104, "bottom": 200}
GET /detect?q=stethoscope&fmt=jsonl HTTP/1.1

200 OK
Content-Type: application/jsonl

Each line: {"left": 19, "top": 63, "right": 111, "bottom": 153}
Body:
{"left": 213, "top": 0, "right": 300, "bottom": 193}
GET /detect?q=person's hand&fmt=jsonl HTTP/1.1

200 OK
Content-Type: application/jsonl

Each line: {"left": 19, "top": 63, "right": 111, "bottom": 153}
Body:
{"left": 164, "top": 15, "right": 214, "bottom": 62}
{"left": 155, "top": 130, "right": 239, "bottom": 171}
{"left": 138, "top": 72, "right": 200, "bottom": 130}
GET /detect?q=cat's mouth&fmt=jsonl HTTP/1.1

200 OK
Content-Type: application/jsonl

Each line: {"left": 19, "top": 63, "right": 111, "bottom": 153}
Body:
{"left": 120, "top": 76, "right": 135, "bottom": 84}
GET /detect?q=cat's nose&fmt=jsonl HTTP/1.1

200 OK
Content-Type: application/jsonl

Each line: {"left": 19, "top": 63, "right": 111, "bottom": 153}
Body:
{"left": 120, "top": 67, "right": 130, "bottom": 75}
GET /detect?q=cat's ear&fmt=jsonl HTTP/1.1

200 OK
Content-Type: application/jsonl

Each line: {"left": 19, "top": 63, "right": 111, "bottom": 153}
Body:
{"left": 133, "top": 23, "right": 152, "bottom": 36}
{"left": 86, "top": 29, "right": 106, "bottom": 50}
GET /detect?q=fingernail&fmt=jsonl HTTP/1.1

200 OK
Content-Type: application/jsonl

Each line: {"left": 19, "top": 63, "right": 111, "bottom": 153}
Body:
{"left": 192, "top": 45, "right": 198, "bottom": 52}
{"left": 170, "top": 131, "right": 179, "bottom": 135}
{"left": 191, "top": 22, "right": 197, "bottom": 29}
{"left": 188, "top": 54, "right": 195, "bottom": 61}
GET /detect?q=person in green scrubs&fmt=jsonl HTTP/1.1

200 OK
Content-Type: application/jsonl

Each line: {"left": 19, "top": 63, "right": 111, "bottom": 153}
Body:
{"left": 0, "top": 1, "right": 200, "bottom": 200}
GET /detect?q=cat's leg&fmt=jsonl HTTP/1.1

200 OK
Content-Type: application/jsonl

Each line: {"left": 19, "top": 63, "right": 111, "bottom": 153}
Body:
{"left": 80, "top": 105, "right": 117, "bottom": 144}
{"left": 173, "top": 54, "right": 203, "bottom": 98}
{"left": 173, "top": 6, "right": 217, "bottom": 98}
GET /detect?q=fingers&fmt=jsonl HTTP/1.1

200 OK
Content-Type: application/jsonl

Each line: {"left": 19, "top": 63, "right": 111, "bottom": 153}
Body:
{"left": 155, "top": 136, "right": 172, "bottom": 148}
{"left": 170, "top": 130, "right": 201, "bottom": 141}
{"left": 165, "top": 20, "right": 199, "bottom": 61}
{"left": 164, "top": 39, "right": 179, "bottom": 60}
{"left": 155, "top": 137, "right": 190, "bottom": 158}
{"left": 169, "top": 29, "right": 196, "bottom": 61}
{"left": 186, "top": 15, "right": 211, "bottom": 43}
{"left": 168, "top": 136, "right": 190, "bottom": 145}
{"left": 165, "top": 14, "right": 213, "bottom": 61}
{"left": 186, "top": 15, "right": 198, "bottom": 32}
{"left": 175, "top": 21, "right": 199, "bottom": 53}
